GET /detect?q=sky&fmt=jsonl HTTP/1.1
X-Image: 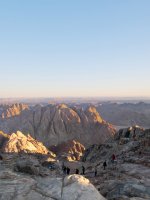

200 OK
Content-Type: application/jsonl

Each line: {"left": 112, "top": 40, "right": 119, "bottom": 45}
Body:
{"left": 0, "top": 0, "right": 150, "bottom": 98}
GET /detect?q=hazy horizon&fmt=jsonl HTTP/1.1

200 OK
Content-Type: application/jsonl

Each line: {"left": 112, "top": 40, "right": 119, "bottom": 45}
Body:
{"left": 1, "top": 96, "right": 150, "bottom": 99}
{"left": 0, "top": 0, "right": 150, "bottom": 98}
{"left": 1, "top": 96, "right": 150, "bottom": 102}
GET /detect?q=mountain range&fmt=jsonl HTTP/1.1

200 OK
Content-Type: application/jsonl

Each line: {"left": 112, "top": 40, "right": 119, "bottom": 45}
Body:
{"left": 0, "top": 103, "right": 115, "bottom": 148}
{"left": 96, "top": 102, "right": 150, "bottom": 127}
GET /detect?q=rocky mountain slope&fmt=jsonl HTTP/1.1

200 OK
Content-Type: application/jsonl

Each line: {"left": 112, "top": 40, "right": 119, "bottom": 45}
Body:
{"left": 0, "top": 141, "right": 105, "bottom": 200}
{"left": 50, "top": 139, "right": 85, "bottom": 161}
{"left": 0, "top": 104, "right": 116, "bottom": 147}
{"left": 82, "top": 126, "right": 150, "bottom": 199}
{"left": 0, "top": 122, "right": 149, "bottom": 199}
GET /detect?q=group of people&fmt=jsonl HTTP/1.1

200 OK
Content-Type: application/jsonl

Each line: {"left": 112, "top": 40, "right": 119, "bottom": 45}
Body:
{"left": 62, "top": 154, "right": 116, "bottom": 177}
{"left": 62, "top": 166, "right": 70, "bottom": 175}
{"left": 62, "top": 164, "right": 85, "bottom": 176}
{"left": 61, "top": 154, "right": 117, "bottom": 177}
{"left": 94, "top": 154, "right": 117, "bottom": 175}
{"left": 61, "top": 162, "right": 108, "bottom": 177}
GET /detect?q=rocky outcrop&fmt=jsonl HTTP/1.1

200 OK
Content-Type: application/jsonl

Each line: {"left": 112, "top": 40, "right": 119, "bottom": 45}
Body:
{"left": 62, "top": 175, "right": 106, "bottom": 200}
{"left": 82, "top": 127, "right": 150, "bottom": 199}
{"left": 0, "top": 104, "right": 116, "bottom": 147}
{"left": 0, "top": 167, "right": 106, "bottom": 200}
{"left": 50, "top": 140, "right": 85, "bottom": 161}
{"left": 0, "top": 131, "right": 56, "bottom": 157}
{"left": 115, "top": 125, "right": 144, "bottom": 140}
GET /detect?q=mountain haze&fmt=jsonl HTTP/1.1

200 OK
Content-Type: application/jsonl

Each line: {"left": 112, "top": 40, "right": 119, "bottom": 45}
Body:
{"left": 96, "top": 102, "right": 150, "bottom": 127}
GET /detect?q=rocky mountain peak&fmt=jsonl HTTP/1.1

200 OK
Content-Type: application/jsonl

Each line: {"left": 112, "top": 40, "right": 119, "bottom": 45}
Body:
{"left": 85, "top": 106, "right": 103, "bottom": 123}
{"left": 57, "top": 104, "right": 68, "bottom": 109}
{"left": 1, "top": 130, "right": 56, "bottom": 157}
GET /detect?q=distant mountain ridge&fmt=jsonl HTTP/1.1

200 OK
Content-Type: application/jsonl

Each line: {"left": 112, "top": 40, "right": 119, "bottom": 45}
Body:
{"left": 0, "top": 104, "right": 115, "bottom": 148}
{"left": 0, "top": 103, "right": 29, "bottom": 119}
{"left": 96, "top": 102, "right": 150, "bottom": 127}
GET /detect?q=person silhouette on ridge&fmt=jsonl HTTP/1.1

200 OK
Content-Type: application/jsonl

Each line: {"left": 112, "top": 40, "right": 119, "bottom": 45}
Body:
{"left": 103, "top": 161, "right": 107, "bottom": 170}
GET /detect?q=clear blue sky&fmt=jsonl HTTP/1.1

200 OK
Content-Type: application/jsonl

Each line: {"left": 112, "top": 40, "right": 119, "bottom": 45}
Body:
{"left": 0, "top": 0, "right": 150, "bottom": 98}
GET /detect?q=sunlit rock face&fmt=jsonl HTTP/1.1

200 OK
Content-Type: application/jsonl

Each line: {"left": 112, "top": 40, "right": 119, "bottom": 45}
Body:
{"left": 0, "top": 103, "right": 29, "bottom": 119}
{"left": 0, "top": 104, "right": 116, "bottom": 147}
{"left": 85, "top": 106, "right": 103, "bottom": 123}
{"left": 0, "top": 130, "right": 56, "bottom": 157}
{"left": 50, "top": 139, "right": 85, "bottom": 161}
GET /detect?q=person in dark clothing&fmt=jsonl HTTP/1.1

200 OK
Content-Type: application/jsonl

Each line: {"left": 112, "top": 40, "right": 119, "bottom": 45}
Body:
{"left": 62, "top": 162, "right": 65, "bottom": 171}
{"left": 103, "top": 161, "right": 107, "bottom": 170}
{"left": 133, "top": 128, "right": 136, "bottom": 140}
{"left": 63, "top": 166, "right": 67, "bottom": 174}
{"left": 125, "top": 129, "right": 131, "bottom": 138}
{"left": 94, "top": 166, "right": 97, "bottom": 177}
{"left": 76, "top": 169, "right": 79, "bottom": 174}
{"left": 82, "top": 166, "right": 85, "bottom": 175}
{"left": 66, "top": 167, "right": 70, "bottom": 175}
{"left": 0, "top": 155, "right": 3, "bottom": 160}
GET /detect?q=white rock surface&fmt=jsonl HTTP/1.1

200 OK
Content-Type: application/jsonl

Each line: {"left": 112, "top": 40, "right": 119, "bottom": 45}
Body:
{"left": 0, "top": 167, "right": 105, "bottom": 200}
{"left": 62, "top": 175, "right": 106, "bottom": 200}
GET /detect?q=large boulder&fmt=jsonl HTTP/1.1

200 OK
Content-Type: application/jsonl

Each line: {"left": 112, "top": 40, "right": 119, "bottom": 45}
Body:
{"left": 0, "top": 167, "right": 106, "bottom": 200}
{"left": 62, "top": 175, "right": 106, "bottom": 200}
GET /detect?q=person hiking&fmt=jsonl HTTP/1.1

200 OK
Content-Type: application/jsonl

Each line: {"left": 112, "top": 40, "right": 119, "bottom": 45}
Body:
{"left": 94, "top": 166, "right": 97, "bottom": 177}
{"left": 82, "top": 166, "right": 85, "bottom": 175}
{"left": 0, "top": 154, "right": 3, "bottom": 161}
{"left": 66, "top": 167, "right": 70, "bottom": 175}
{"left": 133, "top": 128, "right": 136, "bottom": 140}
{"left": 76, "top": 169, "right": 79, "bottom": 174}
{"left": 103, "top": 161, "right": 107, "bottom": 170}
{"left": 62, "top": 162, "right": 65, "bottom": 171}
{"left": 63, "top": 166, "right": 67, "bottom": 174}
{"left": 112, "top": 154, "right": 116, "bottom": 163}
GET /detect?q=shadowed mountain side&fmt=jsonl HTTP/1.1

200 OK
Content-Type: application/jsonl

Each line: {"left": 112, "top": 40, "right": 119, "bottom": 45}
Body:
{"left": 0, "top": 104, "right": 116, "bottom": 147}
